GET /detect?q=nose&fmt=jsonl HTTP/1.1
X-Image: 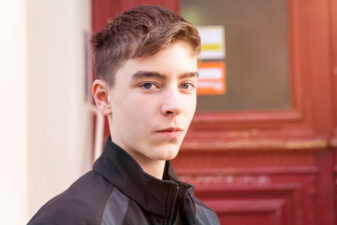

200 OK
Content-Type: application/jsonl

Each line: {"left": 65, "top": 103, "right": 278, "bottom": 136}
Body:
{"left": 161, "top": 87, "right": 182, "bottom": 116}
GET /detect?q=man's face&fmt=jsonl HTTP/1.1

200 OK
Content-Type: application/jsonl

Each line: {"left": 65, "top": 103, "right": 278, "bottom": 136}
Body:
{"left": 108, "top": 41, "right": 198, "bottom": 162}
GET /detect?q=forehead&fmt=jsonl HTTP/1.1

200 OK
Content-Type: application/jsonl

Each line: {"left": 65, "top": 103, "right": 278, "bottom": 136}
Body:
{"left": 115, "top": 41, "right": 198, "bottom": 83}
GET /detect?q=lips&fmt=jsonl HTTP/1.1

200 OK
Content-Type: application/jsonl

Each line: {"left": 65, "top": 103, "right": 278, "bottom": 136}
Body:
{"left": 156, "top": 127, "right": 184, "bottom": 138}
{"left": 157, "top": 127, "right": 183, "bottom": 132}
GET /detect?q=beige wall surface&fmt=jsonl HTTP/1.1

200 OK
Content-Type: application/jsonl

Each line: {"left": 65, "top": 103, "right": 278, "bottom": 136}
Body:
{"left": 26, "top": 0, "right": 92, "bottom": 219}
{"left": 0, "top": 0, "right": 28, "bottom": 224}
{"left": 0, "top": 0, "right": 92, "bottom": 223}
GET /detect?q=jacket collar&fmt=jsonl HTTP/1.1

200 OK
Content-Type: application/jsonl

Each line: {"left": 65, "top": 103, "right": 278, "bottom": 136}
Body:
{"left": 93, "top": 137, "right": 194, "bottom": 218}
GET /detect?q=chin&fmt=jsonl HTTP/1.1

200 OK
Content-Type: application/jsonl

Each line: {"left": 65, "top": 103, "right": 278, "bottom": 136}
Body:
{"left": 154, "top": 144, "right": 180, "bottom": 161}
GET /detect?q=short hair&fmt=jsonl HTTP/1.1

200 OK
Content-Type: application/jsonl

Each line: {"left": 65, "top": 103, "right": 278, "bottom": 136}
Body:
{"left": 91, "top": 5, "right": 201, "bottom": 85}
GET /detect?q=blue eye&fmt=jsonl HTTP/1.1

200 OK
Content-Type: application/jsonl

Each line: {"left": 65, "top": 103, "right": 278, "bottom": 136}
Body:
{"left": 141, "top": 82, "right": 158, "bottom": 90}
{"left": 180, "top": 83, "right": 194, "bottom": 90}
{"left": 143, "top": 83, "right": 153, "bottom": 89}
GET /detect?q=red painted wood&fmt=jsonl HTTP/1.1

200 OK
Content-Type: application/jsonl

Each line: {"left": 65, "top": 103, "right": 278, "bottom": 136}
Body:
{"left": 139, "top": 0, "right": 160, "bottom": 5}
{"left": 173, "top": 148, "right": 321, "bottom": 225}
{"left": 334, "top": 158, "right": 337, "bottom": 225}
{"left": 331, "top": 0, "right": 337, "bottom": 148}
{"left": 208, "top": 199, "right": 287, "bottom": 225}
{"left": 92, "top": 0, "right": 121, "bottom": 33}
{"left": 120, "top": 0, "right": 138, "bottom": 12}
{"left": 328, "top": 0, "right": 337, "bottom": 222}
{"left": 159, "top": 0, "right": 179, "bottom": 13}
{"left": 304, "top": 0, "right": 334, "bottom": 135}
{"left": 315, "top": 149, "right": 335, "bottom": 225}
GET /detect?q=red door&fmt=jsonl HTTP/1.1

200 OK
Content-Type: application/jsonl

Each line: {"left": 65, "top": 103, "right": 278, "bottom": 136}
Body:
{"left": 92, "top": 1, "right": 337, "bottom": 224}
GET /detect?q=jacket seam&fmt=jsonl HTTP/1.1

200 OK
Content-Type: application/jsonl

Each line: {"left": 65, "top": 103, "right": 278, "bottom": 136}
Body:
{"left": 99, "top": 188, "right": 129, "bottom": 225}
{"left": 121, "top": 199, "right": 130, "bottom": 225}
{"left": 194, "top": 201, "right": 214, "bottom": 212}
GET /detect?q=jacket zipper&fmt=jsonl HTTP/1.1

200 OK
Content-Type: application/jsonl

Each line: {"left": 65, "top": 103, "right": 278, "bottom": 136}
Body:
{"left": 188, "top": 193, "right": 195, "bottom": 215}
{"left": 168, "top": 184, "right": 179, "bottom": 225}
{"left": 188, "top": 192, "right": 197, "bottom": 224}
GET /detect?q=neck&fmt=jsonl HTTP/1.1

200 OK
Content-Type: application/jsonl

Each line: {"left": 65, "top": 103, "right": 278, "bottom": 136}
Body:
{"left": 140, "top": 159, "right": 166, "bottom": 180}
{"left": 112, "top": 143, "right": 166, "bottom": 179}
{"left": 108, "top": 119, "right": 166, "bottom": 179}
{"left": 126, "top": 150, "right": 166, "bottom": 179}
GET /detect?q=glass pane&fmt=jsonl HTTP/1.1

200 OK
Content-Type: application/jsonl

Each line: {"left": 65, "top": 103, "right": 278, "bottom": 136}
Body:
{"left": 181, "top": 0, "right": 291, "bottom": 111}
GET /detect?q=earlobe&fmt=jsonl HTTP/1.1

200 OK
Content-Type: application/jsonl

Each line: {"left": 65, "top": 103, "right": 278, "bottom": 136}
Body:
{"left": 92, "top": 80, "right": 112, "bottom": 116}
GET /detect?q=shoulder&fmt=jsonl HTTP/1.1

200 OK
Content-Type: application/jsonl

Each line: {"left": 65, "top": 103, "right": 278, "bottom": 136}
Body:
{"left": 27, "top": 170, "right": 115, "bottom": 225}
{"left": 194, "top": 196, "right": 220, "bottom": 225}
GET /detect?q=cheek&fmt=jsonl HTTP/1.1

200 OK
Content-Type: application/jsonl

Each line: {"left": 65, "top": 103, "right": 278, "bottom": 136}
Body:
{"left": 120, "top": 95, "right": 154, "bottom": 128}
{"left": 184, "top": 96, "right": 197, "bottom": 117}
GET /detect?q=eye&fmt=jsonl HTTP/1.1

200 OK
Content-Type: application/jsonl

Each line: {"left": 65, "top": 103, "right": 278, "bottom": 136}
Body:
{"left": 180, "top": 82, "right": 195, "bottom": 90}
{"left": 141, "top": 82, "right": 158, "bottom": 90}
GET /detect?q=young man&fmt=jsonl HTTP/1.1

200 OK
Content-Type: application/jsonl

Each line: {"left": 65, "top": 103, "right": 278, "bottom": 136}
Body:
{"left": 28, "top": 5, "right": 220, "bottom": 225}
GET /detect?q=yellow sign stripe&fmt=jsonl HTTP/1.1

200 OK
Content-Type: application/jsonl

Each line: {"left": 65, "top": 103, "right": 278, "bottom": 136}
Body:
{"left": 201, "top": 44, "right": 222, "bottom": 51}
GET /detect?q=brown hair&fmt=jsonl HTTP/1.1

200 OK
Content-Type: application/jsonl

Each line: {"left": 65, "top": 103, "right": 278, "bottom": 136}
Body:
{"left": 91, "top": 5, "right": 201, "bottom": 85}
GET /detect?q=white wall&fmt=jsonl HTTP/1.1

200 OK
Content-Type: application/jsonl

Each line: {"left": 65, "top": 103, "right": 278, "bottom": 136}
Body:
{"left": 26, "top": 0, "right": 92, "bottom": 219}
{"left": 0, "top": 0, "right": 92, "bottom": 223}
{"left": 0, "top": 0, "right": 28, "bottom": 224}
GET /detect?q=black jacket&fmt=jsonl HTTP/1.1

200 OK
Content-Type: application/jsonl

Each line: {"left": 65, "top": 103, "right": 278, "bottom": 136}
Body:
{"left": 28, "top": 137, "right": 220, "bottom": 225}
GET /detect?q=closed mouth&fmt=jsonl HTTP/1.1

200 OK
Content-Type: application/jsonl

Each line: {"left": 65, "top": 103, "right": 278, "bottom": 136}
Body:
{"left": 157, "top": 127, "right": 184, "bottom": 132}
{"left": 156, "top": 127, "right": 184, "bottom": 138}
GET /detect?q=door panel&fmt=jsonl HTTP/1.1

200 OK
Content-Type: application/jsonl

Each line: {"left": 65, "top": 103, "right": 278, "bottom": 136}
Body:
{"left": 181, "top": 0, "right": 291, "bottom": 111}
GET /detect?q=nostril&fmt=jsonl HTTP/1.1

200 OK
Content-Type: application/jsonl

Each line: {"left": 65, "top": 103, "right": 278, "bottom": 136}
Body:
{"left": 161, "top": 95, "right": 182, "bottom": 116}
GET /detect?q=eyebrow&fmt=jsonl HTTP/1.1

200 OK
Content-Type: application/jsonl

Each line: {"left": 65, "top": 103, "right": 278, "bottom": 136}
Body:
{"left": 131, "top": 71, "right": 199, "bottom": 81}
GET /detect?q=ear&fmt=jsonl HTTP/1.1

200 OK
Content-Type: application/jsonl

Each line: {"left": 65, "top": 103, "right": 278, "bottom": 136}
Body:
{"left": 92, "top": 79, "right": 112, "bottom": 116}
